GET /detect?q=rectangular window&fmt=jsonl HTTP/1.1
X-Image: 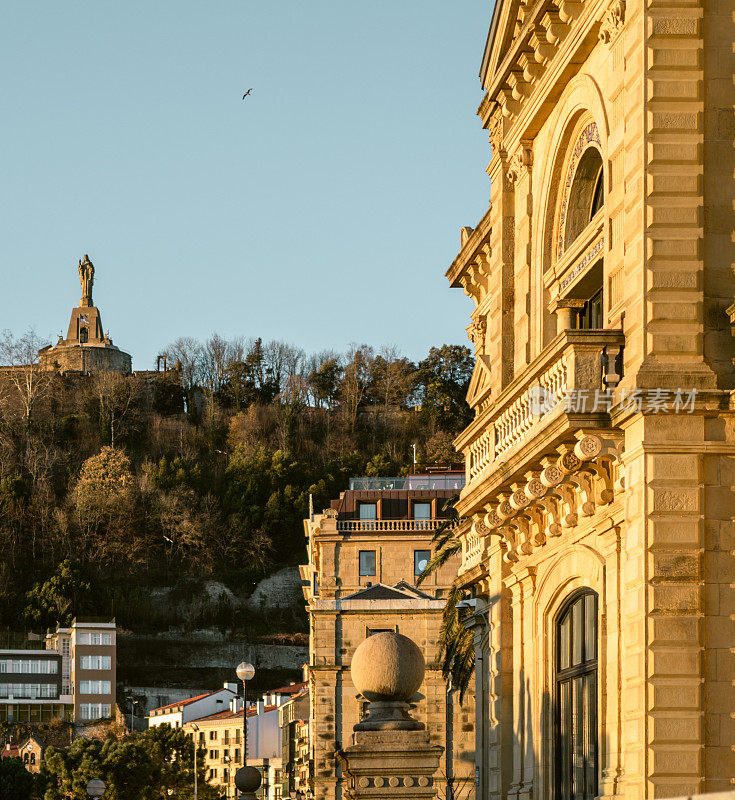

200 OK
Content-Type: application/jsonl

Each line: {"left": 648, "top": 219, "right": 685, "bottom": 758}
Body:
{"left": 80, "top": 704, "right": 110, "bottom": 720}
{"left": 359, "top": 503, "right": 377, "bottom": 520}
{"left": 359, "top": 550, "right": 376, "bottom": 576}
{"left": 412, "top": 501, "right": 431, "bottom": 520}
{"left": 367, "top": 627, "right": 395, "bottom": 637}
{"left": 414, "top": 550, "right": 431, "bottom": 575}
{"left": 77, "top": 632, "right": 112, "bottom": 646}
{"left": 81, "top": 656, "right": 111, "bottom": 670}
{"left": 79, "top": 680, "right": 111, "bottom": 695}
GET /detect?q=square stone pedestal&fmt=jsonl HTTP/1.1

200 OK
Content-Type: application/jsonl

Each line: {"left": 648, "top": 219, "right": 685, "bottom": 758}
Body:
{"left": 338, "top": 729, "right": 444, "bottom": 800}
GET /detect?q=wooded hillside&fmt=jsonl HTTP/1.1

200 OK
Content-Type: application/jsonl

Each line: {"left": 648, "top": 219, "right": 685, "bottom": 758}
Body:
{"left": 0, "top": 331, "right": 472, "bottom": 634}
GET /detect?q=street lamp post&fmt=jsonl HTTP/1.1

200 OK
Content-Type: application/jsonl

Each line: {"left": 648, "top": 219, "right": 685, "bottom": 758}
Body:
{"left": 86, "top": 778, "right": 106, "bottom": 798}
{"left": 224, "top": 754, "right": 232, "bottom": 799}
{"left": 190, "top": 723, "right": 199, "bottom": 800}
{"left": 235, "top": 661, "right": 255, "bottom": 766}
{"left": 130, "top": 699, "right": 139, "bottom": 733}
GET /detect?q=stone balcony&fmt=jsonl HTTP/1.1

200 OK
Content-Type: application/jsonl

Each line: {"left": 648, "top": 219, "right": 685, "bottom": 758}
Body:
{"left": 335, "top": 519, "right": 446, "bottom": 533}
{"left": 455, "top": 329, "right": 625, "bottom": 535}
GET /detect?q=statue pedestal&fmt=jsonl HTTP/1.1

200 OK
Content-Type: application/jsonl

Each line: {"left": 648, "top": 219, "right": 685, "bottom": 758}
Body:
{"left": 338, "top": 729, "right": 443, "bottom": 800}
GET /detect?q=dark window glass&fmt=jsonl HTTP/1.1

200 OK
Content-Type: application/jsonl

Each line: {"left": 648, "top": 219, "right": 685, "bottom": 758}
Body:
{"left": 576, "top": 288, "right": 603, "bottom": 330}
{"left": 590, "top": 169, "right": 604, "bottom": 219}
{"left": 359, "top": 550, "right": 376, "bottom": 576}
{"left": 555, "top": 590, "right": 598, "bottom": 800}
{"left": 414, "top": 550, "right": 431, "bottom": 575}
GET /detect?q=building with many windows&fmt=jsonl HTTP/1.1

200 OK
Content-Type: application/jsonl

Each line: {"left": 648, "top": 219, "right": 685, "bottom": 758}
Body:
{"left": 46, "top": 619, "right": 116, "bottom": 722}
{"left": 301, "top": 472, "right": 475, "bottom": 800}
{"left": 443, "top": 0, "right": 735, "bottom": 796}
{"left": 147, "top": 684, "right": 239, "bottom": 729}
{"left": 0, "top": 619, "right": 116, "bottom": 724}
{"left": 180, "top": 684, "right": 305, "bottom": 800}
{"left": 279, "top": 686, "right": 310, "bottom": 799}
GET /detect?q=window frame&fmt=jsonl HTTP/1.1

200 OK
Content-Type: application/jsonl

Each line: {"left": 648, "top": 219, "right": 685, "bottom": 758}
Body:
{"left": 358, "top": 550, "right": 376, "bottom": 577}
{"left": 553, "top": 589, "right": 599, "bottom": 800}
{"left": 414, "top": 550, "right": 431, "bottom": 576}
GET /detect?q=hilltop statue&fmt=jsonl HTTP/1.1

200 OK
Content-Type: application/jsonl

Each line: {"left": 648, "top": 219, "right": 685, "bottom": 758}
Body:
{"left": 78, "top": 254, "right": 94, "bottom": 307}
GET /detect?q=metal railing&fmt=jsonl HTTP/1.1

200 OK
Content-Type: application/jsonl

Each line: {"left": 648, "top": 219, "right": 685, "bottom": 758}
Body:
{"left": 348, "top": 475, "right": 465, "bottom": 491}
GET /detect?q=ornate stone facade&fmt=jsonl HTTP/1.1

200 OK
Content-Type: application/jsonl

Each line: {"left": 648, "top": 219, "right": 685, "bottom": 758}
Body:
{"left": 446, "top": 0, "right": 735, "bottom": 797}
{"left": 301, "top": 478, "right": 475, "bottom": 800}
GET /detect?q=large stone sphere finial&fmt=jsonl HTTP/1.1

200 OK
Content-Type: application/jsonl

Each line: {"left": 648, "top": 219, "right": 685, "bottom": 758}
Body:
{"left": 234, "top": 765, "right": 262, "bottom": 799}
{"left": 351, "top": 632, "right": 425, "bottom": 731}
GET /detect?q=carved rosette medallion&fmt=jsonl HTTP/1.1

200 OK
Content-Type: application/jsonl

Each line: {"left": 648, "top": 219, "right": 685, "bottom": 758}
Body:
{"left": 599, "top": 0, "right": 626, "bottom": 43}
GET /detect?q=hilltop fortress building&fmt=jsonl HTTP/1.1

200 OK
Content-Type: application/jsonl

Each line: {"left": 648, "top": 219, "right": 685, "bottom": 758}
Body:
{"left": 39, "top": 255, "right": 132, "bottom": 374}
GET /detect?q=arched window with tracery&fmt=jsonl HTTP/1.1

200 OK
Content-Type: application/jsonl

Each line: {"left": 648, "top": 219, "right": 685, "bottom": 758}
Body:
{"left": 554, "top": 589, "right": 598, "bottom": 800}
{"left": 564, "top": 147, "right": 604, "bottom": 248}
{"left": 554, "top": 121, "right": 605, "bottom": 330}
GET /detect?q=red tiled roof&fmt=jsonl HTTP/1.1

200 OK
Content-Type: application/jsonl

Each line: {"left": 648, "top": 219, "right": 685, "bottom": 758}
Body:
{"left": 268, "top": 682, "right": 307, "bottom": 695}
{"left": 149, "top": 688, "right": 234, "bottom": 714}
{"left": 189, "top": 705, "right": 278, "bottom": 724}
{"left": 1, "top": 746, "right": 19, "bottom": 759}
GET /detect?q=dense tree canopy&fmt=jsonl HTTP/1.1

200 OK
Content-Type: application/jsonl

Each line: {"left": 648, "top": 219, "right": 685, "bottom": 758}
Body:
{"left": 0, "top": 331, "right": 473, "bottom": 633}
{"left": 41, "top": 726, "right": 218, "bottom": 800}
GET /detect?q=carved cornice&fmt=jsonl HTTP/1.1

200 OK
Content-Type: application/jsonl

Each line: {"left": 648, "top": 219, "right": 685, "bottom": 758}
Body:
{"left": 478, "top": 0, "right": 606, "bottom": 139}
{"left": 464, "top": 433, "right": 623, "bottom": 567}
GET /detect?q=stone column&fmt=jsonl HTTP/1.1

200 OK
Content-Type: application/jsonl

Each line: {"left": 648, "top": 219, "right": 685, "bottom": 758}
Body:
{"left": 338, "top": 632, "right": 444, "bottom": 800}
{"left": 549, "top": 298, "right": 587, "bottom": 332}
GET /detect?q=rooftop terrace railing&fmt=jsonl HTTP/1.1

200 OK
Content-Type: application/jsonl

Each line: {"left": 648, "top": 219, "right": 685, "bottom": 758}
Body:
{"left": 348, "top": 475, "right": 465, "bottom": 491}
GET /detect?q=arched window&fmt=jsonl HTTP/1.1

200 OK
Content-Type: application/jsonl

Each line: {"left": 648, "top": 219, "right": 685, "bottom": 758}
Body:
{"left": 564, "top": 148, "right": 604, "bottom": 249}
{"left": 555, "top": 590, "right": 598, "bottom": 800}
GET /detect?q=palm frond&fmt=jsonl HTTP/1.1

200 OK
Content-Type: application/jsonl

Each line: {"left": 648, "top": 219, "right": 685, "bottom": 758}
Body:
{"left": 415, "top": 538, "right": 461, "bottom": 586}
{"left": 413, "top": 493, "right": 476, "bottom": 700}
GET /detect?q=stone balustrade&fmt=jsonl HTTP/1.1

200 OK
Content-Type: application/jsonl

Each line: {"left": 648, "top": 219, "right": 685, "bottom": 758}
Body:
{"left": 336, "top": 519, "right": 445, "bottom": 533}
{"left": 466, "top": 329, "right": 624, "bottom": 485}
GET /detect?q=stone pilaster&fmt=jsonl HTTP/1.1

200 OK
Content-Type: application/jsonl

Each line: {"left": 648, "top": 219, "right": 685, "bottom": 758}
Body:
{"left": 504, "top": 566, "right": 537, "bottom": 800}
{"left": 488, "top": 140, "right": 516, "bottom": 391}
{"left": 599, "top": 526, "right": 625, "bottom": 800}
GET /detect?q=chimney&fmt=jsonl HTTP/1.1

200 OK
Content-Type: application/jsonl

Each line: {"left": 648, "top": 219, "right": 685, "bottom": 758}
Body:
{"left": 223, "top": 682, "right": 238, "bottom": 693}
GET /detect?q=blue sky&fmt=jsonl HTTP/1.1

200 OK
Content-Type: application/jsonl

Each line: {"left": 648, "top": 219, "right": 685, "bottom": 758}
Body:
{"left": 1, "top": 1, "right": 492, "bottom": 368}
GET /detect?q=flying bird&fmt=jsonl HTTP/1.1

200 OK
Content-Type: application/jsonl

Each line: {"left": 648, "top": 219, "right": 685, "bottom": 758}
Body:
{"left": 242, "top": 88, "right": 253, "bottom": 99}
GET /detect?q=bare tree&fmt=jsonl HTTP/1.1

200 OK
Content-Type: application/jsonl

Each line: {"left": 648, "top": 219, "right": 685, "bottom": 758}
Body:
{"left": 340, "top": 344, "right": 375, "bottom": 432}
{"left": 0, "top": 328, "right": 52, "bottom": 461}
{"left": 373, "top": 345, "right": 415, "bottom": 413}
{"left": 92, "top": 371, "right": 144, "bottom": 448}
{"left": 201, "top": 333, "right": 232, "bottom": 396}
{"left": 263, "top": 341, "right": 305, "bottom": 394}
{"left": 162, "top": 337, "right": 204, "bottom": 391}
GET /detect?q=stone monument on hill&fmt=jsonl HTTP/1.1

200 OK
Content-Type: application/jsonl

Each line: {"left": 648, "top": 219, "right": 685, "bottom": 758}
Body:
{"left": 38, "top": 255, "right": 132, "bottom": 374}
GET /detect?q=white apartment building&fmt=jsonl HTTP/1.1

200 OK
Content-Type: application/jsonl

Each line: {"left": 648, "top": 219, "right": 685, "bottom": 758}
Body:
{"left": 0, "top": 618, "right": 116, "bottom": 724}
{"left": 147, "top": 683, "right": 239, "bottom": 729}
